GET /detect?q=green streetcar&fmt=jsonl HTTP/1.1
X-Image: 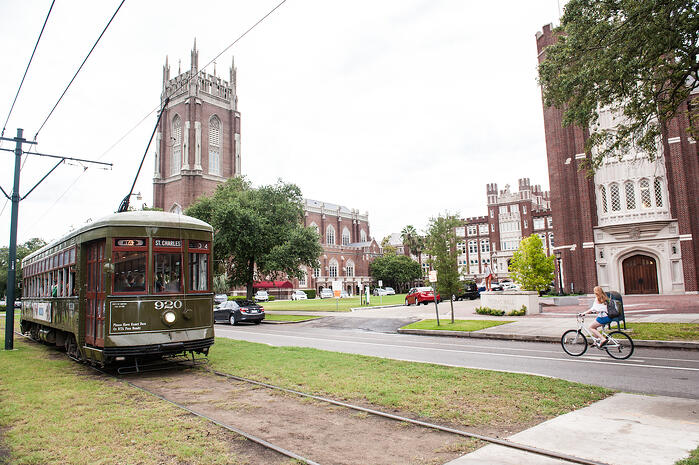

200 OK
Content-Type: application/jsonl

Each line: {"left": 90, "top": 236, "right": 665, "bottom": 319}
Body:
{"left": 20, "top": 211, "right": 215, "bottom": 367}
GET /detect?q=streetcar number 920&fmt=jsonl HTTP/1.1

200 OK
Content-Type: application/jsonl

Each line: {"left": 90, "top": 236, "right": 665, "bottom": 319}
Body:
{"left": 154, "top": 300, "right": 183, "bottom": 310}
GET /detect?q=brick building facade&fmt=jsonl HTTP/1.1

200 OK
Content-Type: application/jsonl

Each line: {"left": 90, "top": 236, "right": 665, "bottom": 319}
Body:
{"left": 536, "top": 24, "right": 699, "bottom": 294}
{"left": 456, "top": 179, "right": 553, "bottom": 281}
{"left": 153, "top": 41, "right": 241, "bottom": 213}
{"left": 298, "top": 199, "right": 381, "bottom": 296}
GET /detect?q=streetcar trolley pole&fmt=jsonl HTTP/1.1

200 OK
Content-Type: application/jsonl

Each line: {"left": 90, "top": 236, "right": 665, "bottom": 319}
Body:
{"left": 429, "top": 270, "right": 439, "bottom": 326}
{"left": 1, "top": 128, "right": 112, "bottom": 350}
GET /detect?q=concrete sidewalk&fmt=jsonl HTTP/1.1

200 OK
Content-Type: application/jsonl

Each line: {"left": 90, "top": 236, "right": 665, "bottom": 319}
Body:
{"left": 445, "top": 393, "right": 699, "bottom": 465}
{"left": 397, "top": 315, "right": 699, "bottom": 350}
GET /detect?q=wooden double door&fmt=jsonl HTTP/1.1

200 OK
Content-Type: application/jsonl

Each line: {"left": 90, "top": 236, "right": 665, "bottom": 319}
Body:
{"left": 622, "top": 254, "right": 659, "bottom": 295}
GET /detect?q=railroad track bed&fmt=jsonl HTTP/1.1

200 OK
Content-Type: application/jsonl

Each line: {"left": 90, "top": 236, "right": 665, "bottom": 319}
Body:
{"left": 124, "top": 368, "right": 479, "bottom": 465}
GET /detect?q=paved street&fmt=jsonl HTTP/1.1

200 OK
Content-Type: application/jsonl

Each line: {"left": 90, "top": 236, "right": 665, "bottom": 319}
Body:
{"left": 215, "top": 316, "right": 699, "bottom": 399}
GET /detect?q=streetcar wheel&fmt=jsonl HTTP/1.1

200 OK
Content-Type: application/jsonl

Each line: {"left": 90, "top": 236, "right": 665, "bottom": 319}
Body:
{"left": 605, "top": 331, "right": 634, "bottom": 360}
{"left": 229, "top": 314, "right": 237, "bottom": 325}
{"left": 561, "top": 330, "right": 588, "bottom": 356}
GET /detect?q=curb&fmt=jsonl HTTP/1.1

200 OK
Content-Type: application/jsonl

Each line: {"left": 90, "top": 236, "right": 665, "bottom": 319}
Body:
{"left": 350, "top": 304, "right": 405, "bottom": 312}
{"left": 397, "top": 328, "right": 699, "bottom": 350}
{"left": 262, "top": 317, "right": 324, "bottom": 324}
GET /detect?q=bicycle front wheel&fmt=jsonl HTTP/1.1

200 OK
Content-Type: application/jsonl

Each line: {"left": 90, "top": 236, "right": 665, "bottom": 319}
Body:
{"left": 605, "top": 331, "right": 634, "bottom": 360}
{"left": 561, "top": 330, "right": 588, "bottom": 356}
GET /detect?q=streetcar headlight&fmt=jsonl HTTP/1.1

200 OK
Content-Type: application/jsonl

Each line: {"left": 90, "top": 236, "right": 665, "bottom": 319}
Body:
{"left": 163, "top": 311, "right": 176, "bottom": 324}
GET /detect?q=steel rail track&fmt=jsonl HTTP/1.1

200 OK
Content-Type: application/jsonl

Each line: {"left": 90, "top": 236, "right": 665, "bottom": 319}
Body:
{"left": 13, "top": 331, "right": 321, "bottom": 465}
{"left": 211, "top": 369, "right": 611, "bottom": 465}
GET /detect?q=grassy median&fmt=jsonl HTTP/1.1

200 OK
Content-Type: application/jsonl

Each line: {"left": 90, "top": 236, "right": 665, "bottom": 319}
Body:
{"left": 625, "top": 323, "right": 699, "bottom": 341}
{"left": 208, "top": 338, "right": 611, "bottom": 427}
{"left": 400, "top": 319, "right": 513, "bottom": 332}
{"left": 263, "top": 314, "right": 323, "bottom": 322}
{"left": 262, "top": 293, "right": 407, "bottom": 311}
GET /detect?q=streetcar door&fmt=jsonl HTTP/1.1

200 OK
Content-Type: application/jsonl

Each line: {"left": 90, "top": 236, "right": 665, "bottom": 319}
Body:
{"left": 85, "top": 239, "right": 106, "bottom": 347}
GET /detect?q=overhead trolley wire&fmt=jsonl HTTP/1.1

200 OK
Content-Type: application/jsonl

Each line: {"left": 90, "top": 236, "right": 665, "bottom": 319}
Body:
{"left": 1, "top": 0, "right": 56, "bottom": 140}
{"left": 33, "top": 0, "right": 126, "bottom": 141}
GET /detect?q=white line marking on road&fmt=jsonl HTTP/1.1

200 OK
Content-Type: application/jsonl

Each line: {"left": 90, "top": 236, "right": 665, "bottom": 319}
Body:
{"left": 216, "top": 328, "right": 699, "bottom": 373}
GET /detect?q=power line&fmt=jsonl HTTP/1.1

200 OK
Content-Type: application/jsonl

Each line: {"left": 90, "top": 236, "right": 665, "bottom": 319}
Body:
{"left": 1, "top": 0, "right": 56, "bottom": 140}
{"left": 33, "top": 0, "right": 126, "bottom": 141}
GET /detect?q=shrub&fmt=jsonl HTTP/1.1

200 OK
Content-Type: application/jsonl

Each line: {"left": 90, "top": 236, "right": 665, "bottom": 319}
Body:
{"left": 268, "top": 295, "right": 275, "bottom": 301}
{"left": 228, "top": 296, "right": 248, "bottom": 302}
{"left": 0, "top": 305, "right": 5, "bottom": 312}
{"left": 507, "top": 305, "right": 527, "bottom": 316}
{"left": 475, "top": 306, "right": 505, "bottom": 316}
{"left": 303, "top": 289, "right": 316, "bottom": 299}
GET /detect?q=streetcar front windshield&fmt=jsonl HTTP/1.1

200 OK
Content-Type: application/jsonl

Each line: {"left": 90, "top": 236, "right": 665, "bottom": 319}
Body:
{"left": 154, "top": 253, "right": 182, "bottom": 293}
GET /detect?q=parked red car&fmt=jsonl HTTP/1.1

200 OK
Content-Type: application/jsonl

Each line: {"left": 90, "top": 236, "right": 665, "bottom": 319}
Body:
{"left": 405, "top": 287, "right": 441, "bottom": 306}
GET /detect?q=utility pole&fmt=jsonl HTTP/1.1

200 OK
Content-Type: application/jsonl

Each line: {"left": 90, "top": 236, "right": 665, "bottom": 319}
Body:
{"left": 2, "top": 129, "right": 34, "bottom": 350}
{"left": 1, "top": 129, "right": 112, "bottom": 350}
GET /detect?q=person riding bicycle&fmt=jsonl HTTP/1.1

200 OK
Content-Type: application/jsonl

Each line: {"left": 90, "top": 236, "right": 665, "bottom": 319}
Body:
{"left": 579, "top": 286, "right": 611, "bottom": 347}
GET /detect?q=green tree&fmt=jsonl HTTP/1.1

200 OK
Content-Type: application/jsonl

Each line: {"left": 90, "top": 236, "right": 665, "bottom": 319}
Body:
{"left": 424, "top": 214, "right": 461, "bottom": 323}
{"left": 380, "top": 236, "right": 397, "bottom": 256}
{"left": 1, "top": 238, "right": 47, "bottom": 299}
{"left": 538, "top": 0, "right": 699, "bottom": 169}
{"left": 400, "top": 224, "right": 425, "bottom": 264}
{"left": 369, "top": 254, "right": 422, "bottom": 292}
{"left": 509, "top": 235, "right": 555, "bottom": 293}
{"left": 186, "top": 177, "right": 322, "bottom": 299}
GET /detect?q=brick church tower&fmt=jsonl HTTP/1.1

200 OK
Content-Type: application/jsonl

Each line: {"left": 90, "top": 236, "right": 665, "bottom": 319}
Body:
{"left": 153, "top": 40, "right": 241, "bottom": 213}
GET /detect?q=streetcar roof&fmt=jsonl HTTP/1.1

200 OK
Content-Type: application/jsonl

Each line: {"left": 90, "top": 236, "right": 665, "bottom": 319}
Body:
{"left": 23, "top": 211, "right": 213, "bottom": 263}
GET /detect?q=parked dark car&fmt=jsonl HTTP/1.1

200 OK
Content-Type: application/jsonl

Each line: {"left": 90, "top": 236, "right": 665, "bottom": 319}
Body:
{"left": 214, "top": 299, "right": 265, "bottom": 325}
{"left": 405, "top": 287, "right": 441, "bottom": 306}
{"left": 453, "top": 282, "right": 480, "bottom": 301}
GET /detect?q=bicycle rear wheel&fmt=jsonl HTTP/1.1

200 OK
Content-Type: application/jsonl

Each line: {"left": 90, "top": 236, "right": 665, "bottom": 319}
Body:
{"left": 605, "top": 331, "right": 634, "bottom": 359}
{"left": 561, "top": 330, "right": 588, "bottom": 356}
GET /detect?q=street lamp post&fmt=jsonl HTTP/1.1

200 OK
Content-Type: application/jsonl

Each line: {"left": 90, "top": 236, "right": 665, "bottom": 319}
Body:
{"left": 554, "top": 250, "right": 563, "bottom": 295}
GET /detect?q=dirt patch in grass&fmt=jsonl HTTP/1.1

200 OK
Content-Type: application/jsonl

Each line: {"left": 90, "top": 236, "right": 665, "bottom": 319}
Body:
{"left": 0, "top": 427, "right": 10, "bottom": 465}
{"left": 129, "top": 369, "right": 483, "bottom": 465}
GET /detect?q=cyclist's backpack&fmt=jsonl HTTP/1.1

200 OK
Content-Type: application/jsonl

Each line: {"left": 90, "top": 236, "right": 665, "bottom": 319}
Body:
{"left": 606, "top": 299, "right": 620, "bottom": 319}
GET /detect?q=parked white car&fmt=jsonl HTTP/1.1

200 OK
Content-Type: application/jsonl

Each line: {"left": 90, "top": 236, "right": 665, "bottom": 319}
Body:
{"left": 214, "top": 294, "right": 228, "bottom": 304}
{"left": 291, "top": 290, "right": 308, "bottom": 300}
{"left": 254, "top": 290, "right": 269, "bottom": 301}
{"left": 340, "top": 290, "right": 349, "bottom": 298}
{"left": 502, "top": 282, "right": 521, "bottom": 291}
{"left": 373, "top": 288, "right": 388, "bottom": 296}
{"left": 319, "top": 288, "right": 334, "bottom": 299}
{"left": 384, "top": 287, "right": 396, "bottom": 295}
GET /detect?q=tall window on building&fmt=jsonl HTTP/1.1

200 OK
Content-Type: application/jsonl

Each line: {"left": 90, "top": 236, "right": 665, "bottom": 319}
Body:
{"left": 600, "top": 186, "right": 608, "bottom": 213}
{"left": 328, "top": 259, "right": 338, "bottom": 278}
{"left": 345, "top": 260, "right": 354, "bottom": 277}
{"left": 624, "top": 182, "right": 636, "bottom": 210}
{"left": 326, "top": 225, "right": 335, "bottom": 245}
{"left": 299, "top": 268, "right": 307, "bottom": 287}
{"left": 309, "top": 222, "right": 319, "bottom": 235}
{"left": 457, "top": 241, "right": 466, "bottom": 253}
{"left": 209, "top": 115, "right": 221, "bottom": 175}
{"left": 360, "top": 229, "right": 367, "bottom": 242}
{"left": 478, "top": 224, "right": 488, "bottom": 235}
{"left": 313, "top": 268, "right": 320, "bottom": 278}
{"left": 468, "top": 240, "right": 478, "bottom": 254}
{"left": 654, "top": 178, "right": 664, "bottom": 207}
{"left": 467, "top": 225, "right": 477, "bottom": 236}
{"left": 480, "top": 239, "right": 490, "bottom": 253}
{"left": 533, "top": 218, "right": 545, "bottom": 229}
{"left": 639, "top": 179, "right": 651, "bottom": 208}
{"left": 171, "top": 115, "right": 182, "bottom": 176}
{"left": 549, "top": 233, "right": 554, "bottom": 248}
{"left": 342, "top": 227, "right": 350, "bottom": 246}
{"left": 610, "top": 183, "right": 621, "bottom": 211}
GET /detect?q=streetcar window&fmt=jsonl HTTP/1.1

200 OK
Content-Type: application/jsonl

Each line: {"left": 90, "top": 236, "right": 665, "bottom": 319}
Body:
{"left": 189, "top": 252, "right": 209, "bottom": 291}
{"left": 154, "top": 253, "right": 182, "bottom": 293}
{"left": 188, "top": 240, "right": 210, "bottom": 292}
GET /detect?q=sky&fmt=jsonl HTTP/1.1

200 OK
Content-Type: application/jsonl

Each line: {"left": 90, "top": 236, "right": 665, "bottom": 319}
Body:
{"left": 0, "top": 0, "right": 563, "bottom": 248}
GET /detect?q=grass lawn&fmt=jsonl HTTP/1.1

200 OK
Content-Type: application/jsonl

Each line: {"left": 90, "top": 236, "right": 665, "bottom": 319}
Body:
{"left": 401, "top": 319, "right": 514, "bottom": 332}
{"left": 0, "top": 331, "right": 246, "bottom": 464}
{"left": 264, "top": 314, "right": 322, "bottom": 322}
{"left": 625, "top": 323, "right": 699, "bottom": 341}
{"left": 262, "top": 293, "right": 407, "bottom": 312}
{"left": 208, "top": 337, "right": 611, "bottom": 427}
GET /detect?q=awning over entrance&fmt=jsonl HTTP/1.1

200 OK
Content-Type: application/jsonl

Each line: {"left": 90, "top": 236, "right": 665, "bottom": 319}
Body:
{"left": 253, "top": 280, "right": 293, "bottom": 289}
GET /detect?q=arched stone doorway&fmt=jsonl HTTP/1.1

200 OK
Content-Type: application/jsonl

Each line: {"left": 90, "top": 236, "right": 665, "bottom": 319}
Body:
{"left": 622, "top": 254, "right": 659, "bottom": 294}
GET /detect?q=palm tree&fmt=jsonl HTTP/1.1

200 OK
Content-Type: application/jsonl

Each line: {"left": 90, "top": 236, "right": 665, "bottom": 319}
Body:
{"left": 401, "top": 225, "right": 425, "bottom": 264}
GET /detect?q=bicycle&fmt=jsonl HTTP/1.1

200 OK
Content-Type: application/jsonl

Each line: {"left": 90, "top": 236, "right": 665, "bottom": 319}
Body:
{"left": 561, "top": 314, "right": 634, "bottom": 360}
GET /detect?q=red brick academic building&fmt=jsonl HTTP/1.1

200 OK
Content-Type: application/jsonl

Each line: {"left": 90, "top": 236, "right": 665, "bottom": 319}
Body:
{"left": 536, "top": 24, "right": 699, "bottom": 295}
